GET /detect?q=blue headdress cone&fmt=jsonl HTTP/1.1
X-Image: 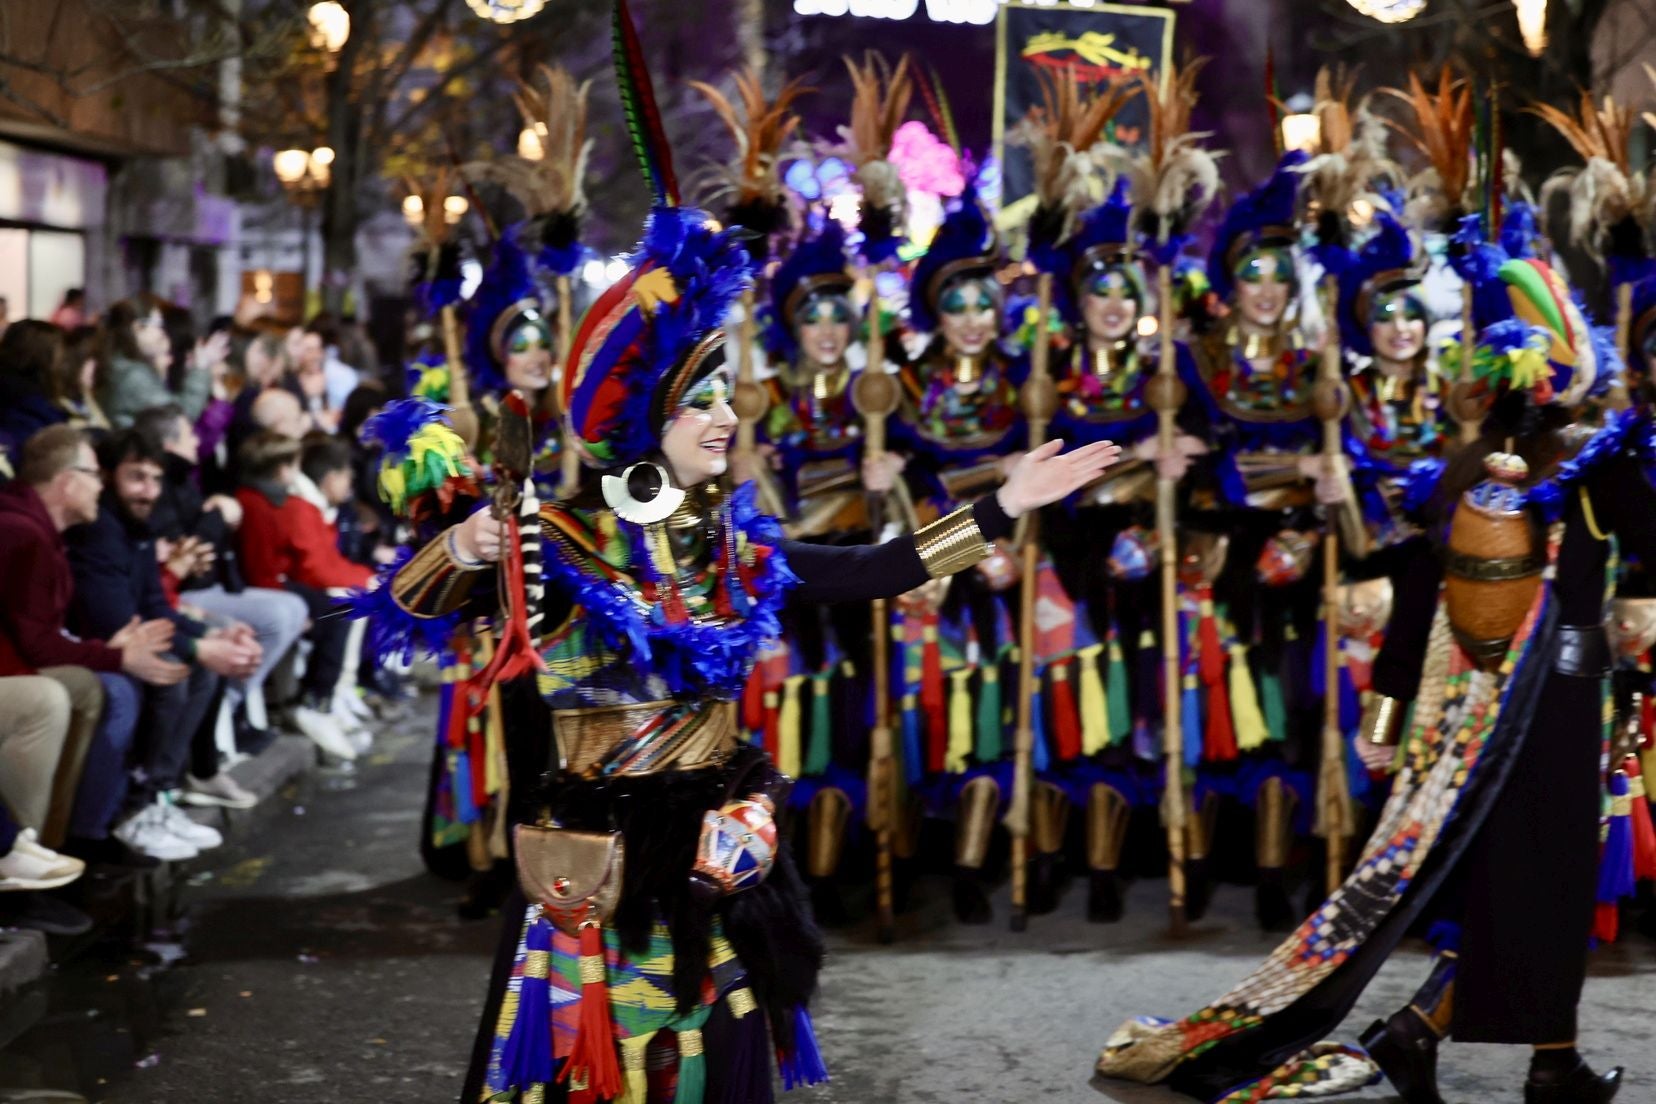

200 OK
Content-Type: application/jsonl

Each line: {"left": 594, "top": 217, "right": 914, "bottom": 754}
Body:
{"left": 1208, "top": 151, "right": 1308, "bottom": 301}
{"left": 765, "top": 218, "right": 852, "bottom": 362}
{"left": 1336, "top": 210, "right": 1418, "bottom": 355}
{"left": 464, "top": 229, "right": 542, "bottom": 395}
{"left": 909, "top": 184, "right": 996, "bottom": 335}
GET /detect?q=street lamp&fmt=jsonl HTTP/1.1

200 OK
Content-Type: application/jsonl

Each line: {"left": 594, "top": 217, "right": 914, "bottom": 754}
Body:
{"left": 1280, "top": 113, "right": 1322, "bottom": 155}
{"left": 1514, "top": 0, "right": 1547, "bottom": 55}
{"left": 1343, "top": 0, "right": 1427, "bottom": 22}
{"left": 517, "top": 124, "right": 547, "bottom": 162}
{"left": 307, "top": 2, "right": 351, "bottom": 52}
{"left": 465, "top": 0, "right": 547, "bottom": 23}
{"left": 273, "top": 146, "right": 333, "bottom": 314}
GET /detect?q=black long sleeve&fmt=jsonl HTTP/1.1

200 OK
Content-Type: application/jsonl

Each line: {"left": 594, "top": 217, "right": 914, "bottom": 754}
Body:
{"left": 1368, "top": 535, "right": 1444, "bottom": 703}
{"left": 782, "top": 494, "right": 1014, "bottom": 604}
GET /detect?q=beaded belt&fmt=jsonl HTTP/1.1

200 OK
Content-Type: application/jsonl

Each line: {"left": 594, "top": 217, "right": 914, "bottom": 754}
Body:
{"left": 553, "top": 700, "right": 738, "bottom": 778}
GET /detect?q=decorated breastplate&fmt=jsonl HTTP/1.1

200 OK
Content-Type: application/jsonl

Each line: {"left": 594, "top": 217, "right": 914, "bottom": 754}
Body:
{"left": 1058, "top": 343, "right": 1154, "bottom": 426}
{"left": 1349, "top": 363, "right": 1445, "bottom": 467}
{"left": 1198, "top": 333, "right": 1315, "bottom": 425}
{"left": 907, "top": 352, "right": 1020, "bottom": 453}
{"left": 769, "top": 365, "right": 862, "bottom": 455}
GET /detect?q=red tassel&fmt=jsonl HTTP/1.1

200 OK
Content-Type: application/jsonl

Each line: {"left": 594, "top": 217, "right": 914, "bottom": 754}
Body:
{"left": 1593, "top": 900, "right": 1620, "bottom": 943}
{"left": 741, "top": 665, "right": 766, "bottom": 735}
{"left": 468, "top": 716, "right": 488, "bottom": 809}
{"left": 1197, "top": 593, "right": 1237, "bottom": 762}
{"left": 1627, "top": 756, "right": 1656, "bottom": 881}
{"left": 1050, "top": 661, "right": 1082, "bottom": 761}
{"left": 463, "top": 515, "right": 547, "bottom": 711}
{"left": 920, "top": 618, "right": 946, "bottom": 773}
{"left": 558, "top": 921, "right": 622, "bottom": 1101}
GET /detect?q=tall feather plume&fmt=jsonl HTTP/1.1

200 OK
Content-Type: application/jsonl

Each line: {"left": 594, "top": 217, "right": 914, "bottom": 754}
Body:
{"left": 1532, "top": 89, "right": 1648, "bottom": 269}
{"left": 1103, "top": 57, "right": 1222, "bottom": 260}
{"left": 1011, "top": 66, "right": 1139, "bottom": 245}
{"left": 834, "top": 52, "right": 915, "bottom": 261}
{"left": 915, "top": 62, "right": 961, "bottom": 155}
{"left": 613, "top": 0, "right": 680, "bottom": 207}
{"left": 464, "top": 66, "right": 592, "bottom": 222}
{"left": 1381, "top": 66, "right": 1474, "bottom": 232}
{"left": 1288, "top": 66, "right": 1403, "bottom": 242}
{"left": 687, "top": 68, "right": 814, "bottom": 238}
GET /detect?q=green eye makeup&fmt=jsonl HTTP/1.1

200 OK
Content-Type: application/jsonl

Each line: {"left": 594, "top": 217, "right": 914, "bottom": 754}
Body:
{"left": 1236, "top": 249, "right": 1295, "bottom": 286}
{"left": 680, "top": 372, "right": 730, "bottom": 414}
{"left": 940, "top": 280, "right": 996, "bottom": 317}
{"left": 1370, "top": 291, "right": 1426, "bottom": 326}
{"left": 509, "top": 319, "right": 552, "bottom": 356}
{"left": 1085, "top": 269, "right": 1138, "bottom": 302}
{"left": 801, "top": 296, "right": 853, "bottom": 326}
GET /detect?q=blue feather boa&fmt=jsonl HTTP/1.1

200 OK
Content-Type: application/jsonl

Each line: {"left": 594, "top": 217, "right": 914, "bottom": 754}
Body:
{"left": 340, "top": 544, "right": 462, "bottom": 664}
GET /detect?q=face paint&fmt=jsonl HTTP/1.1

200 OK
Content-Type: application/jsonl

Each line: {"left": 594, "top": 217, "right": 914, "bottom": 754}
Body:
{"left": 1081, "top": 266, "right": 1142, "bottom": 344}
{"left": 1368, "top": 288, "right": 1428, "bottom": 364}
{"left": 939, "top": 279, "right": 997, "bottom": 317}
{"left": 1084, "top": 269, "right": 1137, "bottom": 301}
{"left": 1369, "top": 290, "right": 1426, "bottom": 326}
{"left": 678, "top": 369, "right": 730, "bottom": 415}
{"left": 508, "top": 318, "right": 552, "bottom": 355}
{"left": 1235, "top": 248, "right": 1295, "bottom": 287}
{"left": 937, "top": 277, "right": 1000, "bottom": 357}
{"left": 802, "top": 295, "right": 853, "bottom": 326}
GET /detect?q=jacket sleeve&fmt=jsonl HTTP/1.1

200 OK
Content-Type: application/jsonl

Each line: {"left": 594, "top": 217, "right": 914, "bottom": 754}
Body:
{"left": 1368, "top": 536, "right": 1444, "bottom": 703}
{"left": 0, "top": 532, "right": 122, "bottom": 673}
{"left": 783, "top": 494, "right": 1014, "bottom": 604}
{"left": 177, "top": 364, "right": 211, "bottom": 421}
{"left": 66, "top": 516, "right": 141, "bottom": 640}
{"left": 103, "top": 360, "right": 175, "bottom": 428}
{"left": 288, "top": 500, "right": 374, "bottom": 590}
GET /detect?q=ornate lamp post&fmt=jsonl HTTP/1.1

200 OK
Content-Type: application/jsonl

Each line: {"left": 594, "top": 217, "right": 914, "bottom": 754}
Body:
{"left": 465, "top": 0, "right": 547, "bottom": 22}
{"left": 1344, "top": 0, "right": 1427, "bottom": 23}
{"left": 274, "top": 146, "right": 333, "bottom": 309}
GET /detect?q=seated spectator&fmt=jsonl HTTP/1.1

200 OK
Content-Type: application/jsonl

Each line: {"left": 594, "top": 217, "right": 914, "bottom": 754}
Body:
{"left": 135, "top": 403, "right": 307, "bottom": 776}
{"left": 68, "top": 430, "right": 262, "bottom": 858}
{"left": 251, "top": 388, "right": 313, "bottom": 441}
{"left": 49, "top": 287, "right": 86, "bottom": 331}
{"left": 236, "top": 432, "right": 369, "bottom": 761}
{"left": 0, "top": 426, "right": 157, "bottom": 865}
{"left": 225, "top": 329, "right": 298, "bottom": 462}
{"left": 289, "top": 325, "right": 341, "bottom": 433}
{"left": 303, "top": 313, "right": 363, "bottom": 413}
{"left": 0, "top": 675, "right": 90, "bottom": 934}
{"left": 98, "top": 299, "right": 211, "bottom": 429}
{"left": 0, "top": 321, "right": 70, "bottom": 456}
{"left": 54, "top": 326, "right": 111, "bottom": 432}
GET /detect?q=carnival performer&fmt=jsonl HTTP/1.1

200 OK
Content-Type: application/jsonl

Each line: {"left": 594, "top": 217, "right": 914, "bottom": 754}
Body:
{"left": 378, "top": 8, "right": 1122, "bottom": 1100}
{"left": 888, "top": 182, "right": 1028, "bottom": 924}
{"left": 1096, "top": 219, "right": 1637, "bottom": 1104}
{"left": 1180, "top": 150, "right": 1348, "bottom": 930}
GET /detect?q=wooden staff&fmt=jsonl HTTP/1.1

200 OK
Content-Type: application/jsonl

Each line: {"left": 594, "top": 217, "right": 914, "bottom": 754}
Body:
{"left": 1457, "top": 281, "right": 1481, "bottom": 444}
{"left": 441, "top": 303, "right": 481, "bottom": 450}
{"left": 852, "top": 281, "right": 901, "bottom": 944}
{"left": 552, "top": 273, "right": 583, "bottom": 497}
{"left": 1007, "top": 272, "right": 1058, "bottom": 933}
{"left": 1148, "top": 263, "right": 1188, "bottom": 936}
{"left": 728, "top": 288, "right": 781, "bottom": 514}
{"left": 1312, "top": 275, "right": 1351, "bottom": 893}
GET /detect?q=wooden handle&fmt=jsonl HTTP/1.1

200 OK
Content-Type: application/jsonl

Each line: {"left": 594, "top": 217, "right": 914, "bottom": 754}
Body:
{"left": 1153, "top": 264, "right": 1187, "bottom": 935}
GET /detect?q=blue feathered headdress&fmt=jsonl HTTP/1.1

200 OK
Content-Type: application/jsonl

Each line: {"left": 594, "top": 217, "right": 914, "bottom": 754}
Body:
{"left": 765, "top": 217, "right": 855, "bottom": 362}
{"left": 464, "top": 229, "right": 546, "bottom": 395}
{"left": 1499, "top": 200, "right": 1543, "bottom": 261}
{"left": 1208, "top": 151, "right": 1307, "bottom": 302}
{"left": 1053, "top": 177, "right": 1148, "bottom": 326}
{"left": 909, "top": 184, "right": 998, "bottom": 335}
{"left": 410, "top": 243, "right": 465, "bottom": 318}
{"left": 1335, "top": 210, "right": 1423, "bottom": 356}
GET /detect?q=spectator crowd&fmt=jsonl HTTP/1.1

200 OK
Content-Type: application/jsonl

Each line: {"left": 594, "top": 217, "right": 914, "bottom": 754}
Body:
{"left": 0, "top": 290, "right": 406, "bottom": 938}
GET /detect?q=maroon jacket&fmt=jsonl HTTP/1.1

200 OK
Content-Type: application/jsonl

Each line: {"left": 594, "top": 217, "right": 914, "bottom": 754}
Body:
{"left": 0, "top": 482, "right": 122, "bottom": 675}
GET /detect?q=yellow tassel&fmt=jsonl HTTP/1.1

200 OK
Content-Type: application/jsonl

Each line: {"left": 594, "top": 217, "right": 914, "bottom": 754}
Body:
{"left": 778, "top": 675, "right": 805, "bottom": 778}
{"left": 1229, "top": 641, "right": 1269, "bottom": 751}
{"left": 613, "top": 1035, "right": 652, "bottom": 1104}
{"left": 1078, "top": 643, "right": 1108, "bottom": 755}
{"left": 946, "top": 668, "right": 974, "bottom": 774}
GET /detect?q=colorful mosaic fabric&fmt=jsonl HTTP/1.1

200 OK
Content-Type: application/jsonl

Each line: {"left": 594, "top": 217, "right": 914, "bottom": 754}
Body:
{"left": 1213, "top": 1044, "right": 1380, "bottom": 1101}
{"left": 898, "top": 356, "right": 1020, "bottom": 460}
{"left": 1096, "top": 578, "right": 1550, "bottom": 1091}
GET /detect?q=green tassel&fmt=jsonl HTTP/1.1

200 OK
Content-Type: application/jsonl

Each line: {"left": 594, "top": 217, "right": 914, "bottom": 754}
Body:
{"left": 1259, "top": 669, "right": 1288, "bottom": 744}
{"left": 672, "top": 1004, "right": 714, "bottom": 1104}
{"left": 1106, "top": 634, "right": 1132, "bottom": 745}
{"left": 803, "top": 671, "right": 832, "bottom": 776}
{"left": 975, "top": 665, "right": 1002, "bottom": 763}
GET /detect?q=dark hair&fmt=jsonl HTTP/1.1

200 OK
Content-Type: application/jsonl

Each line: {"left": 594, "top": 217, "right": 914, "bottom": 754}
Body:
{"left": 62, "top": 288, "right": 84, "bottom": 307}
{"left": 305, "top": 311, "right": 341, "bottom": 349}
{"left": 133, "top": 403, "right": 187, "bottom": 452}
{"left": 238, "top": 430, "right": 301, "bottom": 481}
{"left": 97, "top": 427, "right": 165, "bottom": 472}
{"left": 339, "top": 381, "right": 386, "bottom": 440}
{"left": 52, "top": 325, "right": 100, "bottom": 407}
{"left": 101, "top": 299, "right": 148, "bottom": 362}
{"left": 0, "top": 320, "right": 66, "bottom": 397}
{"left": 299, "top": 432, "right": 352, "bottom": 484}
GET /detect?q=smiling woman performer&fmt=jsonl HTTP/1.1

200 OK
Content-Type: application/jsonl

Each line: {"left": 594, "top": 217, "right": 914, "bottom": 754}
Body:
{"left": 386, "top": 8, "right": 1119, "bottom": 1102}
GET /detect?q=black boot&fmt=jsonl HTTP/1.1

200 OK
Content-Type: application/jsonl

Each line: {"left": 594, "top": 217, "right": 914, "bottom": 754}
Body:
{"left": 951, "top": 865, "right": 992, "bottom": 924}
{"left": 1358, "top": 1011, "right": 1445, "bottom": 1104}
{"left": 1027, "top": 852, "right": 1064, "bottom": 916}
{"left": 1087, "top": 870, "right": 1124, "bottom": 923}
{"left": 1184, "top": 857, "right": 1211, "bottom": 922}
{"left": 1254, "top": 867, "right": 1294, "bottom": 932}
{"left": 1524, "top": 1057, "right": 1623, "bottom": 1104}
{"left": 808, "top": 875, "right": 852, "bottom": 928}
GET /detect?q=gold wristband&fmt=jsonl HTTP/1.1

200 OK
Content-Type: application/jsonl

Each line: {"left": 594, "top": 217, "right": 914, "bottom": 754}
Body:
{"left": 914, "top": 504, "right": 992, "bottom": 579}
{"left": 1360, "top": 694, "right": 1406, "bottom": 746}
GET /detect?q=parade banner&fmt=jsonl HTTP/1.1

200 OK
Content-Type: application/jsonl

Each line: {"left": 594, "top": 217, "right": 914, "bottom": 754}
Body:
{"left": 993, "top": 1, "right": 1175, "bottom": 214}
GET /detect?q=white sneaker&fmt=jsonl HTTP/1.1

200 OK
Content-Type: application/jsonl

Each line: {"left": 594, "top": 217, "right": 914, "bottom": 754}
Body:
{"left": 335, "top": 689, "right": 374, "bottom": 723}
{"left": 114, "top": 807, "right": 198, "bottom": 862}
{"left": 182, "top": 772, "right": 258, "bottom": 810}
{"left": 0, "top": 831, "right": 85, "bottom": 890}
{"left": 156, "top": 798, "right": 223, "bottom": 850}
{"left": 331, "top": 702, "right": 372, "bottom": 753}
{"left": 291, "top": 704, "right": 357, "bottom": 761}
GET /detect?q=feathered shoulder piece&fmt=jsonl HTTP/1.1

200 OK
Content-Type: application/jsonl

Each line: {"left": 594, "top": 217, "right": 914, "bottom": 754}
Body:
{"left": 1531, "top": 89, "right": 1651, "bottom": 283}
{"left": 1013, "top": 67, "right": 1138, "bottom": 266}
{"left": 1381, "top": 66, "right": 1474, "bottom": 233}
{"left": 909, "top": 183, "right": 997, "bottom": 334}
{"left": 1110, "top": 57, "right": 1222, "bottom": 265}
{"left": 688, "top": 68, "right": 813, "bottom": 252}
{"left": 765, "top": 218, "right": 854, "bottom": 362}
{"left": 364, "top": 397, "right": 476, "bottom": 523}
{"left": 1208, "top": 150, "right": 1306, "bottom": 300}
{"left": 835, "top": 52, "right": 914, "bottom": 263}
{"left": 1292, "top": 66, "right": 1403, "bottom": 247}
{"left": 405, "top": 168, "right": 465, "bottom": 315}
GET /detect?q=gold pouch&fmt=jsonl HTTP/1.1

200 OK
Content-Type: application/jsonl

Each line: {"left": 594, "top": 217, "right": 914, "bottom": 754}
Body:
{"left": 513, "top": 824, "right": 625, "bottom": 936}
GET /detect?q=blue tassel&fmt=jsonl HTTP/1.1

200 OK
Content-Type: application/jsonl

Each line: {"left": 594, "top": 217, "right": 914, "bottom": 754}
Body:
{"left": 452, "top": 748, "right": 478, "bottom": 825}
{"left": 1599, "top": 771, "right": 1636, "bottom": 905}
{"left": 901, "top": 693, "right": 923, "bottom": 787}
{"left": 778, "top": 1005, "right": 829, "bottom": 1089}
{"left": 1309, "top": 616, "right": 1329, "bottom": 699}
{"left": 1031, "top": 687, "right": 1049, "bottom": 773}
{"left": 1181, "top": 681, "right": 1202, "bottom": 766}
{"left": 494, "top": 915, "right": 555, "bottom": 1091}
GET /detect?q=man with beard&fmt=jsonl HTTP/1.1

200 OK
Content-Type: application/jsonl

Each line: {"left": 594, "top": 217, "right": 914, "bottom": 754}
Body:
{"left": 67, "top": 429, "right": 262, "bottom": 861}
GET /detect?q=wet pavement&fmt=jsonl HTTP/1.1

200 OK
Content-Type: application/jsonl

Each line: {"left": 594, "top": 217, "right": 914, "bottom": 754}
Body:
{"left": 2, "top": 695, "right": 1653, "bottom": 1103}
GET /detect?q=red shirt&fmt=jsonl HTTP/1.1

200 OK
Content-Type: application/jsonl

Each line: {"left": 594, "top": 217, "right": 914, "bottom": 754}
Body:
{"left": 0, "top": 482, "right": 122, "bottom": 674}
{"left": 235, "top": 483, "right": 372, "bottom": 592}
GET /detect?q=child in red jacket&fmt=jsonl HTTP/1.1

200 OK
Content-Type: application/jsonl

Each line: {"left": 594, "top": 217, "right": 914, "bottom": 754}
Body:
{"left": 234, "top": 432, "right": 367, "bottom": 761}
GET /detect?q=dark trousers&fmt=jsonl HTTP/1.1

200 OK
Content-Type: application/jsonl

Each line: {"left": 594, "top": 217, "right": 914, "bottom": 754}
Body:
{"left": 132, "top": 662, "right": 222, "bottom": 805}
{"left": 0, "top": 801, "right": 17, "bottom": 855}
{"left": 286, "top": 581, "right": 348, "bottom": 702}
{"left": 68, "top": 673, "right": 141, "bottom": 839}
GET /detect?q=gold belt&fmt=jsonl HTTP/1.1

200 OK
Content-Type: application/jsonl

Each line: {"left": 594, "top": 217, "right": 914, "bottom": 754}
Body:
{"left": 553, "top": 700, "right": 738, "bottom": 778}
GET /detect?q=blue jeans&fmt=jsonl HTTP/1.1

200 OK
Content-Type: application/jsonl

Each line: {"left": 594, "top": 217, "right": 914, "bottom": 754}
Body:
{"left": 68, "top": 672, "right": 141, "bottom": 840}
{"left": 0, "top": 801, "right": 16, "bottom": 856}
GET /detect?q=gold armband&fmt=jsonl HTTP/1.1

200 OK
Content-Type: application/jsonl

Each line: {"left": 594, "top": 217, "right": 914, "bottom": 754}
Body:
{"left": 914, "top": 504, "right": 992, "bottom": 579}
{"left": 391, "top": 528, "right": 491, "bottom": 619}
{"left": 1360, "top": 694, "right": 1407, "bottom": 747}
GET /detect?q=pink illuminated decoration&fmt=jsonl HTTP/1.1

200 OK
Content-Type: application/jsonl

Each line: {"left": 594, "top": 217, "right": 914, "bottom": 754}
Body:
{"left": 889, "top": 120, "right": 965, "bottom": 198}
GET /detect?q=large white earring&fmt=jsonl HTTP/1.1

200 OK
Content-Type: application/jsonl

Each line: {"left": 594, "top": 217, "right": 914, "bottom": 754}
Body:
{"left": 601, "top": 461, "right": 685, "bottom": 525}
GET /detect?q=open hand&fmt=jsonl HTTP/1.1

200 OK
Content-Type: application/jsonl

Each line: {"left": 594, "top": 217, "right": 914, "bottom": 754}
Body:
{"left": 995, "top": 439, "right": 1123, "bottom": 519}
